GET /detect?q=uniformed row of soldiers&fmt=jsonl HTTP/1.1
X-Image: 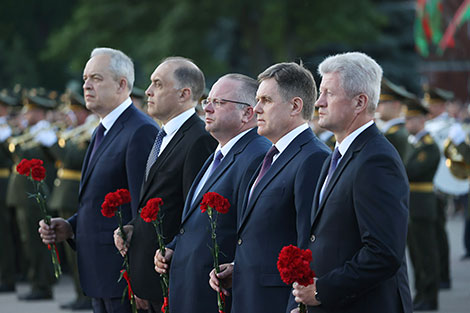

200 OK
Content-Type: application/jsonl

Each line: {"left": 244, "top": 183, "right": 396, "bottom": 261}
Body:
{"left": 312, "top": 81, "right": 463, "bottom": 312}
{"left": 0, "top": 87, "right": 96, "bottom": 310}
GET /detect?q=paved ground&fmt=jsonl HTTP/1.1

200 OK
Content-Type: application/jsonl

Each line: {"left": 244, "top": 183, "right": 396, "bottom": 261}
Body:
{"left": 0, "top": 214, "right": 469, "bottom": 312}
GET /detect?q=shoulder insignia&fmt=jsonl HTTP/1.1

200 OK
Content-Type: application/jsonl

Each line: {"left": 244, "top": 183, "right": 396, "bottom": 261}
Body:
{"left": 423, "top": 134, "right": 434, "bottom": 145}
{"left": 417, "top": 151, "right": 427, "bottom": 162}
{"left": 387, "top": 125, "right": 400, "bottom": 135}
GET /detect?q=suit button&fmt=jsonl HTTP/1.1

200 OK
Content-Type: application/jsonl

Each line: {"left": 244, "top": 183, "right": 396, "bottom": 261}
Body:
{"left": 237, "top": 238, "right": 242, "bottom": 245}
{"left": 310, "top": 234, "right": 316, "bottom": 242}
{"left": 179, "top": 228, "right": 185, "bottom": 235}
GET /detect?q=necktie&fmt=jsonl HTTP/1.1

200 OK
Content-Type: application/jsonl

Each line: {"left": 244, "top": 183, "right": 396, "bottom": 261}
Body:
{"left": 323, "top": 147, "right": 342, "bottom": 190}
{"left": 88, "top": 123, "right": 106, "bottom": 165}
{"left": 252, "top": 145, "right": 279, "bottom": 189}
{"left": 208, "top": 150, "right": 224, "bottom": 176}
{"left": 145, "top": 128, "right": 167, "bottom": 180}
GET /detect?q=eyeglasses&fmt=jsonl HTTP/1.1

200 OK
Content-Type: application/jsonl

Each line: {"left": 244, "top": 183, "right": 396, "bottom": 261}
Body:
{"left": 201, "top": 98, "right": 251, "bottom": 109}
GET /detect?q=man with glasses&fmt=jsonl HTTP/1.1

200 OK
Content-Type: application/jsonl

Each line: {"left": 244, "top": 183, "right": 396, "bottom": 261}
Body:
{"left": 154, "top": 73, "right": 271, "bottom": 313}
{"left": 209, "top": 62, "right": 330, "bottom": 313}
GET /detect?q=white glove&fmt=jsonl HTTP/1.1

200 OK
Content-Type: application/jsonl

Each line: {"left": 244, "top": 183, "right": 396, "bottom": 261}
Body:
{"left": 448, "top": 123, "right": 466, "bottom": 145}
{"left": 35, "top": 129, "right": 57, "bottom": 147}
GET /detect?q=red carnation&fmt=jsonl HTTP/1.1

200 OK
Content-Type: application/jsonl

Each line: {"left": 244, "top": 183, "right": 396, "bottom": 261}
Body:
{"left": 140, "top": 198, "right": 163, "bottom": 223}
{"left": 104, "top": 192, "right": 122, "bottom": 208}
{"left": 31, "top": 165, "right": 46, "bottom": 181}
{"left": 29, "top": 158, "right": 44, "bottom": 167}
{"left": 277, "top": 245, "right": 315, "bottom": 286}
{"left": 117, "top": 189, "right": 131, "bottom": 205}
{"left": 101, "top": 201, "right": 117, "bottom": 217}
{"left": 16, "top": 159, "right": 31, "bottom": 176}
{"left": 200, "top": 192, "right": 230, "bottom": 214}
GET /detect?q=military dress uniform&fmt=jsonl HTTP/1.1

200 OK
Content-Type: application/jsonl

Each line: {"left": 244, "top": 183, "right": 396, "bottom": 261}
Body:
{"left": 424, "top": 87, "right": 460, "bottom": 288}
{"left": 406, "top": 131, "right": 441, "bottom": 309}
{"left": 6, "top": 90, "right": 58, "bottom": 300}
{"left": 0, "top": 101, "right": 16, "bottom": 291}
{"left": 48, "top": 113, "right": 93, "bottom": 309}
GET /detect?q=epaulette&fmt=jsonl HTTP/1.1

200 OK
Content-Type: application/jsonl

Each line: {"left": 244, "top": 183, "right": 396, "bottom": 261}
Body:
{"left": 423, "top": 134, "right": 434, "bottom": 145}
{"left": 387, "top": 125, "right": 400, "bottom": 135}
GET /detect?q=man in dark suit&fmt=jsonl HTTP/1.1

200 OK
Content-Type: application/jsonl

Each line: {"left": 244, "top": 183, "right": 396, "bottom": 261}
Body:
{"left": 38, "top": 47, "right": 158, "bottom": 313}
{"left": 113, "top": 57, "right": 217, "bottom": 312}
{"left": 154, "top": 73, "right": 271, "bottom": 313}
{"left": 291, "top": 52, "right": 412, "bottom": 313}
{"left": 209, "top": 63, "right": 330, "bottom": 313}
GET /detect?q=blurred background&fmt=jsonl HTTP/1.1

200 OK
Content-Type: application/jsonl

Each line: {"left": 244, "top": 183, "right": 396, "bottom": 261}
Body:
{"left": 0, "top": 0, "right": 468, "bottom": 100}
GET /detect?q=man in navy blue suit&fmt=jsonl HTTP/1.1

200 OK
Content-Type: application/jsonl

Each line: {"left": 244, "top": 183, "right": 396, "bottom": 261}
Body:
{"left": 154, "top": 73, "right": 271, "bottom": 313}
{"left": 291, "top": 52, "right": 412, "bottom": 313}
{"left": 209, "top": 62, "right": 330, "bottom": 313}
{"left": 38, "top": 47, "right": 158, "bottom": 313}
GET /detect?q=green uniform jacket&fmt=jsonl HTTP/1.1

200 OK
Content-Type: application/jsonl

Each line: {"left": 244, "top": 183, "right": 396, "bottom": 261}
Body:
{"left": 48, "top": 141, "right": 88, "bottom": 213}
{"left": 385, "top": 123, "right": 410, "bottom": 162}
{"left": 406, "top": 133, "right": 440, "bottom": 219}
{"left": 0, "top": 141, "right": 13, "bottom": 204}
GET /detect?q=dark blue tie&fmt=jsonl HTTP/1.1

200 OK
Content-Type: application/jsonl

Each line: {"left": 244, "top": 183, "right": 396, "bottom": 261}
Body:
{"left": 208, "top": 150, "right": 224, "bottom": 176}
{"left": 145, "top": 128, "right": 167, "bottom": 180}
{"left": 88, "top": 123, "right": 106, "bottom": 165}
{"left": 323, "top": 147, "right": 342, "bottom": 189}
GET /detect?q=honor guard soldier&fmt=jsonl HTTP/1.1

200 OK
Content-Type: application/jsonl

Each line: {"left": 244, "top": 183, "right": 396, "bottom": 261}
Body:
{"left": 405, "top": 96, "right": 441, "bottom": 311}
{"left": 48, "top": 89, "right": 94, "bottom": 310}
{"left": 0, "top": 90, "right": 17, "bottom": 292}
{"left": 6, "top": 88, "right": 58, "bottom": 300}
{"left": 376, "top": 78, "right": 412, "bottom": 162}
{"left": 424, "top": 87, "right": 459, "bottom": 289}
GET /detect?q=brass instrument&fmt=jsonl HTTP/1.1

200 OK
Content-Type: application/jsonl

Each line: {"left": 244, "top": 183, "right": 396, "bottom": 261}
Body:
{"left": 58, "top": 116, "right": 99, "bottom": 148}
{"left": 444, "top": 138, "right": 470, "bottom": 179}
{"left": 7, "top": 131, "right": 36, "bottom": 153}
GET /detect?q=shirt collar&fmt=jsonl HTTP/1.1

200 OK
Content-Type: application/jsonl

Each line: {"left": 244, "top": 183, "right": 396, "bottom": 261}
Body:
{"left": 101, "top": 98, "right": 132, "bottom": 133}
{"left": 337, "top": 120, "right": 374, "bottom": 156}
{"left": 216, "top": 128, "right": 254, "bottom": 158}
{"left": 161, "top": 108, "right": 195, "bottom": 136}
{"left": 274, "top": 123, "right": 309, "bottom": 154}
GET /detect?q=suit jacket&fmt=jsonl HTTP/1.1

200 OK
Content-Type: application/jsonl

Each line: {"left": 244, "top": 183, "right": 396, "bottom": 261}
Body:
{"left": 307, "top": 124, "right": 412, "bottom": 313}
{"left": 68, "top": 104, "right": 158, "bottom": 298}
{"left": 128, "top": 113, "right": 217, "bottom": 301}
{"left": 232, "top": 128, "right": 330, "bottom": 313}
{"left": 167, "top": 128, "right": 271, "bottom": 313}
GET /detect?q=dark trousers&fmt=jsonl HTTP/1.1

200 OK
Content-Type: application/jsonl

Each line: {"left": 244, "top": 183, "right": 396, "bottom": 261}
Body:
{"left": 92, "top": 297, "right": 131, "bottom": 313}
{"left": 408, "top": 218, "right": 439, "bottom": 304}
{"left": 436, "top": 194, "right": 450, "bottom": 283}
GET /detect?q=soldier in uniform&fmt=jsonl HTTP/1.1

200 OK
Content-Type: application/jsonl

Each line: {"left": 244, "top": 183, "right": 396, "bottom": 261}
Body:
{"left": 376, "top": 78, "right": 411, "bottom": 162}
{"left": 424, "top": 87, "right": 460, "bottom": 289}
{"left": 448, "top": 122, "right": 470, "bottom": 260}
{"left": 0, "top": 90, "right": 16, "bottom": 292}
{"left": 48, "top": 90, "right": 94, "bottom": 310}
{"left": 405, "top": 97, "right": 441, "bottom": 311}
{"left": 6, "top": 88, "right": 58, "bottom": 300}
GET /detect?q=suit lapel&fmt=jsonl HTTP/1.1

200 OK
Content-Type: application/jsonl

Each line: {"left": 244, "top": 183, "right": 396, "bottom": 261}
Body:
{"left": 311, "top": 124, "right": 380, "bottom": 226}
{"left": 139, "top": 115, "right": 199, "bottom": 204}
{"left": 181, "top": 128, "right": 258, "bottom": 225}
{"left": 180, "top": 155, "right": 213, "bottom": 224}
{"left": 79, "top": 106, "right": 133, "bottom": 197}
{"left": 238, "top": 129, "right": 313, "bottom": 232}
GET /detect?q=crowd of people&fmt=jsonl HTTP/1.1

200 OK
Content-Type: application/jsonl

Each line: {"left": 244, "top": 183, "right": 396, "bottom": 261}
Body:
{"left": 0, "top": 47, "right": 469, "bottom": 313}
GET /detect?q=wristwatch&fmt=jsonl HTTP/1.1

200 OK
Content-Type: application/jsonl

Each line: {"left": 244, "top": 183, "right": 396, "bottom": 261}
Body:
{"left": 314, "top": 290, "right": 321, "bottom": 303}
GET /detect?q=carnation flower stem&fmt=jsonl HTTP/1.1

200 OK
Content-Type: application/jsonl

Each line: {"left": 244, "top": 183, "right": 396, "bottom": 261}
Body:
{"left": 152, "top": 220, "right": 169, "bottom": 313}
{"left": 299, "top": 303, "right": 306, "bottom": 313}
{"left": 207, "top": 207, "right": 225, "bottom": 313}
{"left": 33, "top": 179, "right": 62, "bottom": 279}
